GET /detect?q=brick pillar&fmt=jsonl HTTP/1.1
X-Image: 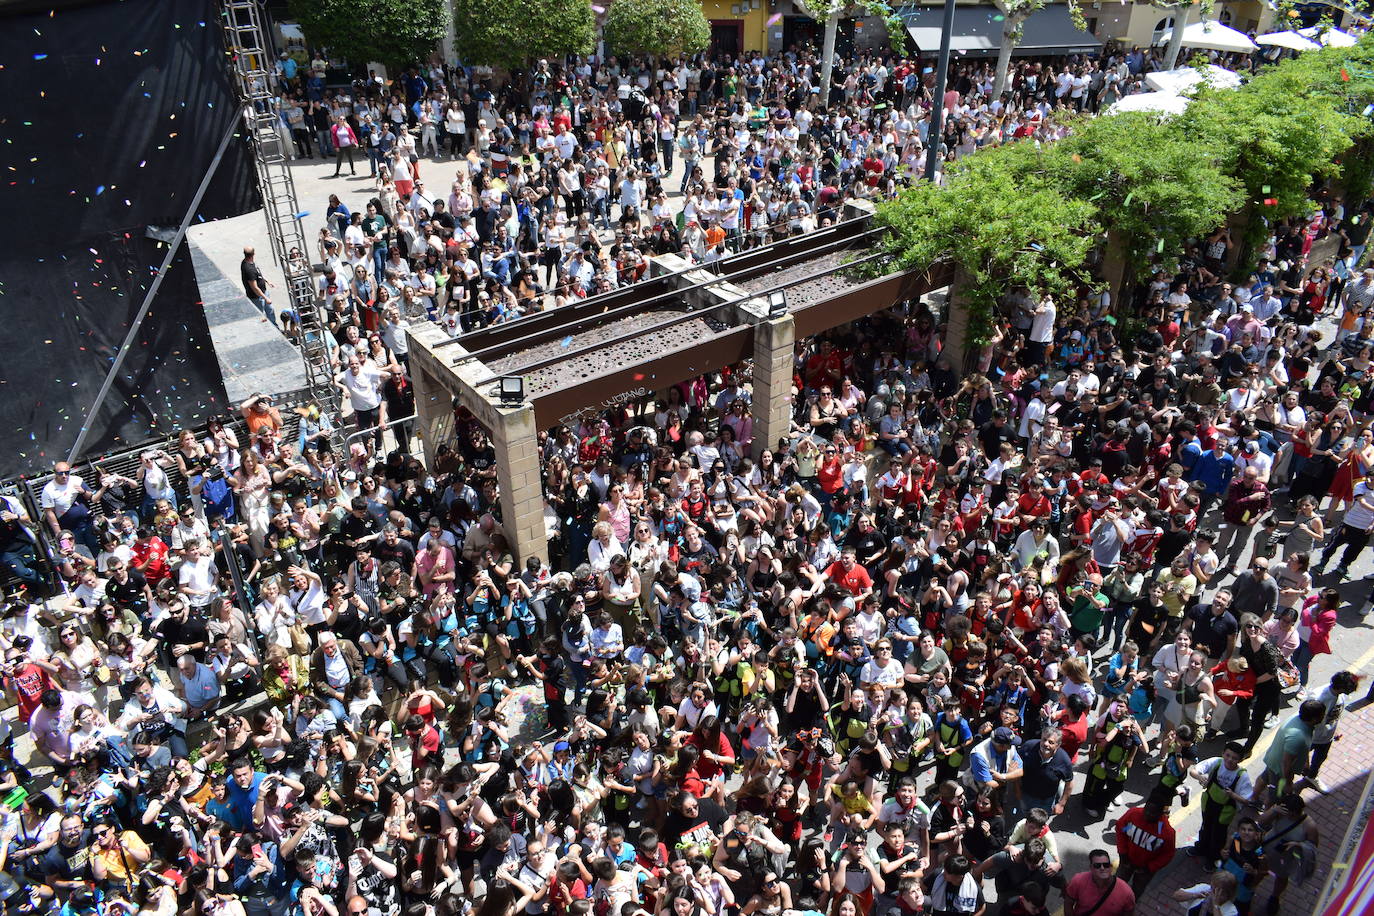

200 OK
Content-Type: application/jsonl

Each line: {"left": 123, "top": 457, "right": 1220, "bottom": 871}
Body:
{"left": 752, "top": 314, "right": 796, "bottom": 460}
{"left": 492, "top": 404, "right": 549, "bottom": 564}
{"left": 411, "top": 359, "right": 452, "bottom": 469}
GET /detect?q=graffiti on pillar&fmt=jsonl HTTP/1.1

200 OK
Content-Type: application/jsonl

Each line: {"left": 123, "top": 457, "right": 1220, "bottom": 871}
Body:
{"left": 558, "top": 386, "right": 651, "bottom": 427}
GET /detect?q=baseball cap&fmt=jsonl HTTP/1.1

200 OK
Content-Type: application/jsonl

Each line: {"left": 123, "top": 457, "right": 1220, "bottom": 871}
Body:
{"left": 992, "top": 726, "right": 1020, "bottom": 746}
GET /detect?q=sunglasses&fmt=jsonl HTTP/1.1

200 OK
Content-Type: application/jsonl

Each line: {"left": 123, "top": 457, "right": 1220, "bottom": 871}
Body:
{"left": 1091, "top": 862, "right": 1113, "bottom": 871}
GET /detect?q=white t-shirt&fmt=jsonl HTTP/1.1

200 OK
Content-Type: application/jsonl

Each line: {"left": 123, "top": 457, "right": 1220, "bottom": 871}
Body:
{"left": 1030, "top": 299, "right": 1056, "bottom": 344}
{"left": 1345, "top": 480, "right": 1374, "bottom": 530}
{"left": 1019, "top": 397, "right": 1046, "bottom": 439}
{"left": 341, "top": 366, "right": 385, "bottom": 411}
{"left": 178, "top": 555, "right": 217, "bottom": 607}
{"left": 40, "top": 477, "right": 87, "bottom": 517}
{"left": 677, "top": 697, "right": 717, "bottom": 730}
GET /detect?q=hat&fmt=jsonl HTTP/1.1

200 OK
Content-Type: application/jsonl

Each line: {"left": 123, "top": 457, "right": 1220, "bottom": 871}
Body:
{"left": 1028, "top": 380, "right": 1042, "bottom": 391}
{"left": 1244, "top": 441, "right": 1259, "bottom": 454}
{"left": 992, "top": 727, "right": 1020, "bottom": 746}
{"left": 341, "top": 470, "right": 358, "bottom": 482}
{"left": 553, "top": 740, "right": 571, "bottom": 752}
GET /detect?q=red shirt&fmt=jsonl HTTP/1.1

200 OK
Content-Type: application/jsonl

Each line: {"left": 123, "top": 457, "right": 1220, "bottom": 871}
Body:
{"left": 1015, "top": 493, "right": 1050, "bottom": 528}
{"left": 7, "top": 662, "right": 56, "bottom": 723}
{"left": 409, "top": 724, "right": 442, "bottom": 769}
{"left": 805, "top": 352, "right": 843, "bottom": 389}
{"left": 1054, "top": 710, "right": 1089, "bottom": 763}
{"left": 1063, "top": 871, "right": 1135, "bottom": 916}
{"left": 825, "top": 560, "right": 873, "bottom": 597}
{"left": 1114, "top": 805, "right": 1176, "bottom": 872}
{"left": 684, "top": 732, "right": 735, "bottom": 779}
{"left": 130, "top": 537, "right": 171, "bottom": 583}
{"left": 1158, "top": 319, "right": 1181, "bottom": 347}
{"left": 818, "top": 457, "right": 845, "bottom": 494}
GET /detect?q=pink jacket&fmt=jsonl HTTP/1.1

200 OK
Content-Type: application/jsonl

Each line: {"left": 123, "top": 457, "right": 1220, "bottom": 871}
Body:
{"left": 330, "top": 123, "right": 359, "bottom": 148}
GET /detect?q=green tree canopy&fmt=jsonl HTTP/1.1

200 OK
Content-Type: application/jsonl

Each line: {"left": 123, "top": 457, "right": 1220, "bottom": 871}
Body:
{"left": 1055, "top": 111, "right": 1241, "bottom": 282}
{"left": 602, "top": 0, "right": 710, "bottom": 59}
{"left": 872, "top": 36, "right": 1374, "bottom": 348}
{"left": 288, "top": 0, "right": 447, "bottom": 71}
{"left": 449, "top": 0, "right": 596, "bottom": 70}
{"left": 874, "top": 144, "right": 1097, "bottom": 345}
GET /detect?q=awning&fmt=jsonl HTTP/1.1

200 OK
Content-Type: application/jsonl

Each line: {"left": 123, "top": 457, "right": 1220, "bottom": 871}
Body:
{"left": 1107, "top": 91, "right": 1190, "bottom": 116}
{"left": 1154, "top": 20, "right": 1258, "bottom": 53}
{"left": 1144, "top": 64, "right": 1243, "bottom": 94}
{"left": 900, "top": 3, "right": 1101, "bottom": 58}
{"left": 1255, "top": 30, "right": 1321, "bottom": 51}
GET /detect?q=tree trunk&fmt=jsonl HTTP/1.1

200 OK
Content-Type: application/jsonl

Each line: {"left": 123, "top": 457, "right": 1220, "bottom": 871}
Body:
{"left": 819, "top": 12, "right": 839, "bottom": 109}
{"left": 943, "top": 267, "right": 974, "bottom": 373}
{"left": 993, "top": 21, "right": 1020, "bottom": 99}
{"left": 1099, "top": 230, "right": 1132, "bottom": 313}
{"left": 1164, "top": 5, "right": 1189, "bottom": 70}
{"left": 1226, "top": 204, "right": 1256, "bottom": 279}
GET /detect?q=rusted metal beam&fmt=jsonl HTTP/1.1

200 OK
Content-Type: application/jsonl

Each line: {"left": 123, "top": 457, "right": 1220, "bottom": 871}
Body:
{"left": 461, "top": 228, "right": 889, "bottom": 369}
{"left": 506, "top": 248, "right": 894, "bottom": 378}
{"left": 529, "top": 325, "right": 755, "bottom": 428}
{"left": 790, "top": 261, "right": 957, "bottom": 339}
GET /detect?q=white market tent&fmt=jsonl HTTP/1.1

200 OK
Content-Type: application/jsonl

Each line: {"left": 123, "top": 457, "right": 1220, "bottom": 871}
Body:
{"left": 1298, "top": 26, "right": 1360, "bottom": 48}
{"left": 1107, "top": 91, "right": 1191, "bottom": 116}
{"left": 1144, "top": 65, "right": 1243, "bottom": 94}
{"left": 1155, "top": 20, "right": 1259, "bottom": 53}
{"left": 1255, "top": 30, "right": 1321, "bottom": 51}
{"left": 1322, "top": 28, "right": 1359, "bottom": 48}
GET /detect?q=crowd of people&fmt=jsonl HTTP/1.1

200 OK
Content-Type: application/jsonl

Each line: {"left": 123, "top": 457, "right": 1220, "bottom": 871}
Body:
{"left": 272, "top": 40, "right": 1264, "bottom": 336}
{"left": 0, "top": 35, "right": 1369, "bottom": 916}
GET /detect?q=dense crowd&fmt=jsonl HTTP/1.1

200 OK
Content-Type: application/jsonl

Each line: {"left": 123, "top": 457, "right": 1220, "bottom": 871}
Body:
{"left": 264, "top": 44, "right": 1234, "bottom": 336}
{"left": 0, "top": 39, "right": 1368, "bottom": 916}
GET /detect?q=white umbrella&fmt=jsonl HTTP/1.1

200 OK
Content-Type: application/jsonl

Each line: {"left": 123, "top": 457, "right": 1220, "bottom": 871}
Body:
{"left": 1320, "top": 28, "right": 1359, "bottom": 48}
{"left": 1156, "top": 20, "right": 1259, "bottom": 53}
{"left": 1255, "top": 30, "right": 1321, "bottom": 51}
{"left": 1144, "top": 65, "right": 1243, "bottom": 94}
{"left": 1298, "top": 26, "right": 1360, "bottom": 47}
{"left": 1107, "top": 91, "right": 1190, "bottom": 116}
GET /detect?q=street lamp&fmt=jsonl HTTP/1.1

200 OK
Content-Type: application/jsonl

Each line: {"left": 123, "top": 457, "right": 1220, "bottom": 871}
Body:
{"left": 925, "top": 0, "right": 957, "bottom": 183}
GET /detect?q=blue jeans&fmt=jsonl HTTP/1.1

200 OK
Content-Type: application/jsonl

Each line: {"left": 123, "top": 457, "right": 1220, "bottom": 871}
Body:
{"left": 0, "top": 542, "right": 43, "bottom": 587}
{"left": 1016, "top": 792, "right": 1059, "bottom": 824}
{"left": 570, "top": 658, "right": 590, "bottom": 701}
{"left": 591, "top": 196, "right": 611, "bottom": 229}
{"left": 1292, "top": 639, "right": 1314, "bottom": 685}
{"left": 316, "top": 130, "right": 334, "bottom": 158}
{"left": 251, "top": 296, "right": 277, "bottom": 326}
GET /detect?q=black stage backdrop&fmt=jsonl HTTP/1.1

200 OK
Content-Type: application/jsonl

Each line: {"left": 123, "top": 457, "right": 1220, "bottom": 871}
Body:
{"left": 0, "top": 0, "right": 259, "bottom": 478}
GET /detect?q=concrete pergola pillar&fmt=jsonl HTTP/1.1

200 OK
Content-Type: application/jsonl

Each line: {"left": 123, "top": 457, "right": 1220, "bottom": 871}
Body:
{"left": 405, "top": 322, "right": 547, "bottom": 564}
{"left": 491, "top": 404, "right": 549, "bottom": 565}
{"left": 752, "top": 313, "right": 796, "bottom": 459}
{"left": 408, "top": 324, "right": 455, "bottom": 468}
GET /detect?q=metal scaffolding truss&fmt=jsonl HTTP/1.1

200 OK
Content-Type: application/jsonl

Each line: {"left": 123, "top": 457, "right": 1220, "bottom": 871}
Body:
{"left": 219, "top": 0, "right": 336, "bottom": 408}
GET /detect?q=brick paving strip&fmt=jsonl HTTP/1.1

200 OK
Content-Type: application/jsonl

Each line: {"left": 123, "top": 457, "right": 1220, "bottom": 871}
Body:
{"left": 1132, "top": 698, "right": 1374, "bottom": 916}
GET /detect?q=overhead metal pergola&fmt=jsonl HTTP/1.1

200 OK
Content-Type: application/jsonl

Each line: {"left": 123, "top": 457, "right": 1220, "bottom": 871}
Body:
{"left": 430, "top": 214, "right": 954, "bottom": 430}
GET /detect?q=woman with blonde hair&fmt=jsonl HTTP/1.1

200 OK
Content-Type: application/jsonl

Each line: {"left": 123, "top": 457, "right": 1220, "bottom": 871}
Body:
{"left": 229, "top": 448, "right": 272, "bottom": 553}
{"left": 587, "top": 521, "right": 624, "bottom": 574}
